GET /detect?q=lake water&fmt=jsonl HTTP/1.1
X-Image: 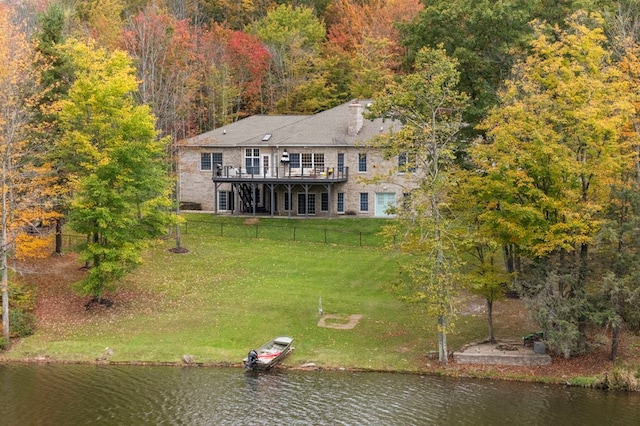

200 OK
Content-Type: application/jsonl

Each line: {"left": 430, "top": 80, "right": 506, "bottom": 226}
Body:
{"left": 1, "top": 364, "right": 638, "bottom": 425}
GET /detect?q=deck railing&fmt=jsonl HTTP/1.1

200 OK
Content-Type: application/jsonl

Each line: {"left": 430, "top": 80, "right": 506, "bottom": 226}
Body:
{"left": 213, "top": 165, "right": 349, "bottom": 181}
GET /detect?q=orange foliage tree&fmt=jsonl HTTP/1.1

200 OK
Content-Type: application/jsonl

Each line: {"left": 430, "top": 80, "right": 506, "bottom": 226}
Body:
{"left": 325, "top": 0, "right": 422, "bottom": 97}
{"left": 0, "top": 5, "right": 59, "bottom": 341}
{"left": 122, "top": 2, "right": 197, "bottom": 142}
{"left": 191, "top": 22, "right": 271, "bottom": 130}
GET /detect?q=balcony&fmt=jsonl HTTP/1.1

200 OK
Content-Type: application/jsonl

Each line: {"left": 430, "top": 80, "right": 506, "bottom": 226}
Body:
{"left": 212, "top": 165, "right": 349, "bottom": 184}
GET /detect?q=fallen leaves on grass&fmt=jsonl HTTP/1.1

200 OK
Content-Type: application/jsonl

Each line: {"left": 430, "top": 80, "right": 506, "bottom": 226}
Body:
{"left": 18, "top": 254, "right": 160, "bottom": 338}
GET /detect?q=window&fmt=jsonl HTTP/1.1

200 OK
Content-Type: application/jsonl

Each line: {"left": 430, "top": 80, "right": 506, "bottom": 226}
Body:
{"left": 360, "top": 193, "right": 369, "bottom": 211}
{"left": 358, "top": 153, "right": 367, "bottom": 172}
{"left": 337, "top": 153, "right": 345, "bottom": 173}
{"left": 284, "top": 193, "right": 291, "bottom": 211}
{"left": 402, "top": 192, "right": 411, "bottom": 209}
{"left": 245, "top": 148, "right": 260, "bottom": 174}
{"left": 289, "top": 153, "right": 301, "bottom": 169}
{"left": 201, "top": 152, "right": 223, "bottom": 171}
{"left": 302, "top": 153, "right": 313, "bottom": 169}
{"left": 398, "top": 152, "right": 406, "bottom": 170}
{"left": 398, "top": 152, "right": 415, "bottom": 173}
{"left": 201, "top": 153, "right": 211, "bottom": 170}
{"left": 218, "top": 191, "right": 227, "bottom": 210}
{"left": 301, "top": 153, "right": 325, "bottom": 171}
{"left": 321, "top": 193, "right": 329, "bottom": 212}
{"left": 298, "top": 193, "right": 316, "bottom": 215}
{"left": 218, "top": 191, "right": 234, "bottom": 211}
{"left": 337, "top": 193, "right": 345, "bottom": 214}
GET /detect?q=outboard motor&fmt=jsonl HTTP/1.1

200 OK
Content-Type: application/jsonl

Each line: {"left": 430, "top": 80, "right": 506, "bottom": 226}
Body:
{"left": 246, "top": 350, "right": 258, "bottom": 370}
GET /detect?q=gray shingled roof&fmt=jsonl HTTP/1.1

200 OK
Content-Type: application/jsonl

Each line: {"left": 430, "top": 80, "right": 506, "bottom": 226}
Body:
{"left": 177, "top": 99, "right": 400, "bottom": 148}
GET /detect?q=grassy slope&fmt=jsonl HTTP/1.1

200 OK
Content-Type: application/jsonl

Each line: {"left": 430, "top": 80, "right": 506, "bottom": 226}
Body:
{"left": 3, "top": 217, "right": 523, "bottom": 371}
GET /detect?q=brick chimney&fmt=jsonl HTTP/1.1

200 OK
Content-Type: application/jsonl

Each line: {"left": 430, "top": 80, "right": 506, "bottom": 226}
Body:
{"left": 348, "top": 99, "right": 364, "bottom": 136}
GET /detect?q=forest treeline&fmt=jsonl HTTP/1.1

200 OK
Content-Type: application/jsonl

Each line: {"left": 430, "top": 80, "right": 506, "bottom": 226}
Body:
{"left": 8, "top": 0, "right": 626, "bottom": 141}
{"left": 2, "top": 0, "right": 640, "bottom": 368}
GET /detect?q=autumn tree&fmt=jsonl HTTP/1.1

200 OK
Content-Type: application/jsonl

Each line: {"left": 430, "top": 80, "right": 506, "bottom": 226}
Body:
{"left": 191, "top": 23, "right": 271, "bottom": 130}
{"left": 55, "top": 38, "right": 175, "bottom": 303}
{"left": 453, "top": 186, "right": 512, "bottom": 343}
{"left": 399, "top": 0, "right": 535, "bottom": 132}
{"left": 122, "top": 3, "right": 196, "bottom": 142}
{"left": 594, "top": 0, "right": 640, "bottom": 361}
{"left": 32, "top": 2, "right": 75, "bottom": 255}
{"left": 203, "top": 0, "right": 276, "bottom": 30}
{"left": 0, "top": 5, "right": 53, "bottom": 340}
{"left": 471, "top": 11, "right": 635, "bottom": 357}
{"left": 246, "top": 4, "right": 326, "bottom": 113}
{"left": 325, "top": 0, "right": 422, "bottom": 98}
{"left": 76, "top": 0, "right": 126, "bottom": 49}
{"left": 367, "top": 47, "right": 469, "bottom": 365}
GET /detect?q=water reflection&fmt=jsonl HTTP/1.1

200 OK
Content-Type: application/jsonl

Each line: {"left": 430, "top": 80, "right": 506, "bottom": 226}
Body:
{"left": 0, "top": 364, "right": 638, "bottom": 425}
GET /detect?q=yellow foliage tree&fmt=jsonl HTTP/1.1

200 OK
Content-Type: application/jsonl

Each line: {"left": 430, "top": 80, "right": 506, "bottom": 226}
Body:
{"left": 472, "top": 12, "right": 636, "bottom": 357}
{"left": 0, "top": 5, "right": 59, "bottom": 341}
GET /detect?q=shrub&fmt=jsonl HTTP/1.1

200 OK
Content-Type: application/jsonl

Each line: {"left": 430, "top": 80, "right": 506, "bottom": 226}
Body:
{"left": 9, "top": 283, "right": 36, "bottom": 311}
{"left": 602, "top": 366, "right": 640, "bottom": 391}
{"left": 0, "top": 336, "right": 8, "bottom": 351}
{"left": 9, "top": 308, "right": 36, "bottom": 338}
{"left": 567, "top": 375, "right": 606, "bottom": 389}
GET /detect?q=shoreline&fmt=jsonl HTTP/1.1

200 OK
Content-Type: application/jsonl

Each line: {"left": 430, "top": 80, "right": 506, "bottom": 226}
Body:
{"left": 0, "top": 354, "right": 612, "bottom": 389}
{"left": 9, "top": 244, "right": 637, "bottom": 392}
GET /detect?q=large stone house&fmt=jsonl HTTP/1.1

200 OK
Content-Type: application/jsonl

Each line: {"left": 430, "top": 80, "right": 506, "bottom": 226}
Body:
{"left": 176, "top": 99, "right": 407, "bottom": 217}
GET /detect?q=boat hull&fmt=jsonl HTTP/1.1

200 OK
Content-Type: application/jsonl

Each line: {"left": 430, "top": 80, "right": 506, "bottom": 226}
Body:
{"left": 244, "top": 336, "right": 294, "bottom": 371}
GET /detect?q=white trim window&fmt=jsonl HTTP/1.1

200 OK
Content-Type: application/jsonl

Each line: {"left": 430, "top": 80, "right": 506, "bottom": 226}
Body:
{"left": 201, "top": 152, "right": 222, "bottom": 171}
{"left": 398, "top": 152, "right": 416, "bottom": 173}
{"left": 321, "top": 193, "right": 329, "bottom": 212}
{"left": 337, "top": 153, "right": 345, "bottom": 173}
{"left": 245, "top": 148, "right": 260, "bottom": 174}
{"left": 218, "top": 191, "right": 234, "bottom": 211}
{"left": 360, "top": 192, "right": 369, "bottom": 212}
{"left": 298, "top": 193, "right": 316, "bottom": 215}
{"left": 358, "top": 153, "right": 367, "bottom": 172}
{"left": 301, "top": 153, "right": 325, "bottom": 171}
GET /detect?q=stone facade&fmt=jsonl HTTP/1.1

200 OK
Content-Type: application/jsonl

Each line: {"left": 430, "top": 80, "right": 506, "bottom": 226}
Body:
{"left": 177, "top": 99, "right": 409, "bottom": 217}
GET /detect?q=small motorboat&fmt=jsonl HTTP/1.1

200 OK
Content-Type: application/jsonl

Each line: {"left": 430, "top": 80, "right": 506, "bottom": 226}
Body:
{"left": 244, "top": 336, "right": 294, "bottom": 371}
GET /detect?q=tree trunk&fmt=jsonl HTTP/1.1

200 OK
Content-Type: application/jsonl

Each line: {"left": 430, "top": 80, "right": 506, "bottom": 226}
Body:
{"left": 487, "top": 298, "right": 495, "bottom": 343}
{"left": 1, "top": 260, "right": 8, "bottom": 342}
{"left": 175, "top": 223, "right": 182, "bottom": 249}
{"left": 610, "top": 326, "right": 620, "bottom": 362}
{"left": 55, "top": 217, "right": 63, "bottom": 255}
{"left": 576, "top": 243, "right": 589, "bottom": 351}
{"left": 1, "top": 156, "right": 8, "bottom": 342}
{"left": 438, "top": 314, "right": 448, "bottom": 366}
{"left": 503, "top": 244, "right": 514, "bottom": 273}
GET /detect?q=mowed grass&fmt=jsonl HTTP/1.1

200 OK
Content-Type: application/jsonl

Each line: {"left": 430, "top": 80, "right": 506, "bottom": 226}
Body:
{"left": 180, "top": 214, "right": 392, "bottom": 247}
{"left": 5, "top": 217, "right": 517, "bottom": 371}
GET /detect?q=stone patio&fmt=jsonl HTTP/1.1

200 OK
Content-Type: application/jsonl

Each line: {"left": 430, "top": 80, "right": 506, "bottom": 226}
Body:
{"left": 453, "top": 339, "right": 552, "bottom": 366}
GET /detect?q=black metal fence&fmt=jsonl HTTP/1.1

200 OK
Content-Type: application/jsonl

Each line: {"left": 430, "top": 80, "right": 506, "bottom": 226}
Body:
{"left": 61, "top": 220, "right": 391, "bottom": 249}
{"left": 181, "top": 219, "right": 389, "bottom": 248}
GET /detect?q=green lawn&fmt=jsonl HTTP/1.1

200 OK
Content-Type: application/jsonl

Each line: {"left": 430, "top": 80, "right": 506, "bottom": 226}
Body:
{"left": 179, "top": 214, "right": 393, "bottom": 247}
{"left": 4, "top": 217, "right": 515, "bottom": 371}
